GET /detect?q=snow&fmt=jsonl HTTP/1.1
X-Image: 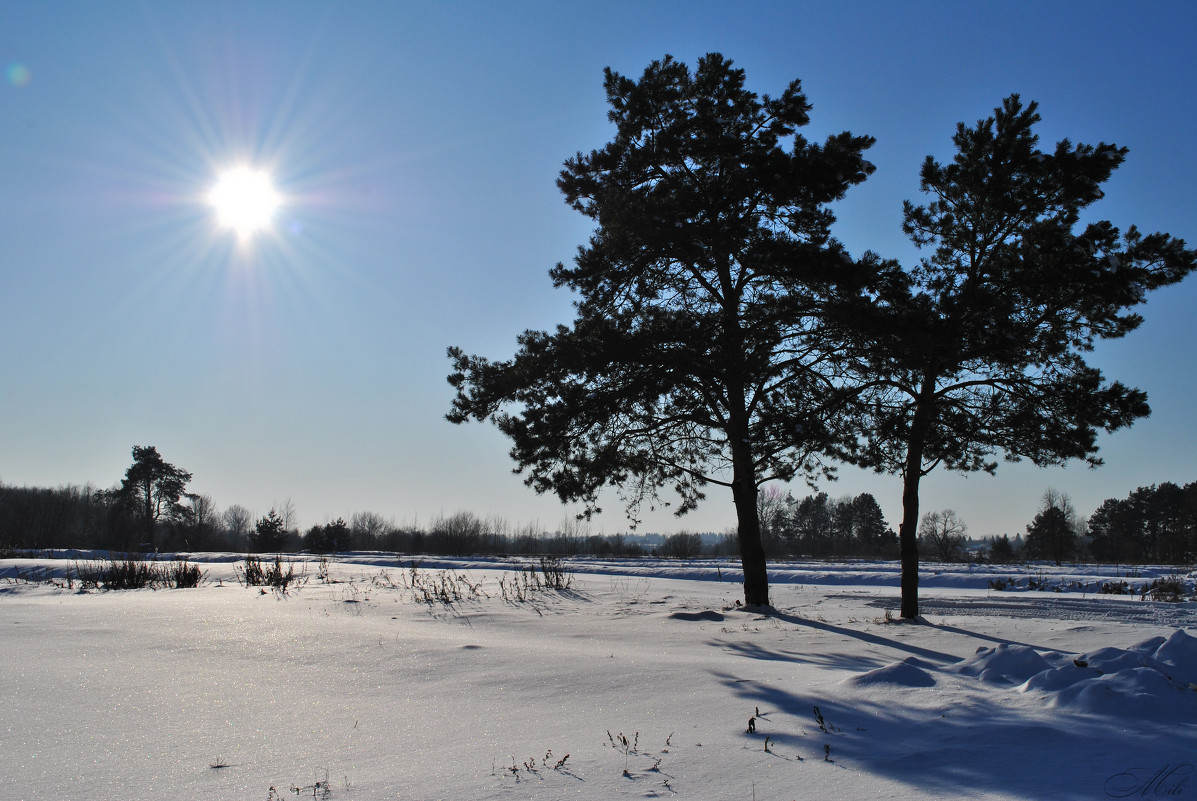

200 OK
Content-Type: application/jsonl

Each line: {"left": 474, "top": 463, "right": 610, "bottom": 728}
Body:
{"left": 842, "top": 657, "right": 937, "bottom": 688}
{"left": 2, "top": 554, "right": 1195, "bottom": 800}
{"left": 948, "top": 643, "right": 1052, "bottom": 685}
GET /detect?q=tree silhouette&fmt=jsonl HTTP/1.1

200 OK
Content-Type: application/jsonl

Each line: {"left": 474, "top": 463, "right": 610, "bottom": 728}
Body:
{"left": 918, "top": 509, "right": 968, "bottom": 563}
{"left": 1025, "top": 491, "right": 1078, "bottom": 566}
{"left": 851, "top": 96, "right": 1196, "bottom": 616}
{"left": 448, "top": 54, "right": 877, "bottom": 606}
{"left": 251, "top": 509, "right": 288, "bottom": 553}
{"left": 115, "top": 445, "right": 192, "bottom": 549}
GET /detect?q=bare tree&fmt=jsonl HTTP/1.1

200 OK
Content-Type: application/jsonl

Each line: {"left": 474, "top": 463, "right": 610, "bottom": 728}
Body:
{"left": 275, "top": 497, "right": 299, "bottom": 534}
{"left": 350, "top": 511, "right": 390, "bottom": 548}
{"left": 918, "top": 509, "right": 968, "bottom": 562}
{"left": 184, "top": 493, "right": 220, "bottom": 550}
{"left": 223, "top": 504, "right": 253, "bottom": 550}
{"left": 660, "top": 531, "right": 705, "bottom": 559}
{"left": 756, "top": 484, "right": 789, "bottom": 556}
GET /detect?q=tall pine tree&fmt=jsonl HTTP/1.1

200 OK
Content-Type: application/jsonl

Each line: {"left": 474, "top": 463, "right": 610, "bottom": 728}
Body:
{"left": 851, "top": 96, "right": 1195, "bottom": 617}
{"left": 448, "top": 54, "right": 877, "bottom": 607}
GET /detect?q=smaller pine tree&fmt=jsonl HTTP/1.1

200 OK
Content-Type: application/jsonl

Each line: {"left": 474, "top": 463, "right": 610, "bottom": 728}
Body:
{"left": 251, "top": 509, "right": 288, "bottom": 553}
{"left": 1026, "top": 507, "right": 1075, "bottom": 566}
{"left": 988, "top": 534, "right": 1015, "bottom": 563}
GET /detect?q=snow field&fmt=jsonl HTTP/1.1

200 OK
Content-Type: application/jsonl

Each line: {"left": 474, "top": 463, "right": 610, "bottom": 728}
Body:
{"left": 1, "top": 555, "right": 1195, "bottom": 800}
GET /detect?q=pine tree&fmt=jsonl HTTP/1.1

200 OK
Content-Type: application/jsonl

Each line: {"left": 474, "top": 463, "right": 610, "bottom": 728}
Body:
{"left": 251, "top": 509, "right": 288, "bottom": 553}
{"left": 848, "top": 493, "right": 894, "bottom": 554}
{"left": 988, "top": 534, "right": 1015, "bottom": 563}
{"left": 447, "top": 54, "right": 877, "bottom": 607}
{"left": 114, "top": 445, "right": 193, "bottom": 549}
{"left": 850, "top": 96, "right": 1196, "bottom": 616}
{"left": 1025, "top": 506, "right": 1075, "bottom": 565}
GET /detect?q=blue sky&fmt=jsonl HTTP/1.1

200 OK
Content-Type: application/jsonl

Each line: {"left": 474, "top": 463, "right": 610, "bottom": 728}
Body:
{"left": 2, "top": 1, "right": 1194, "bottom": 538}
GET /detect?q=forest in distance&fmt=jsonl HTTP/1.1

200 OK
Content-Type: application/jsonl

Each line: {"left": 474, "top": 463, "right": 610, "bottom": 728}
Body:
{"left": 1, "top": 445, "right": 1193, "bottom": 566}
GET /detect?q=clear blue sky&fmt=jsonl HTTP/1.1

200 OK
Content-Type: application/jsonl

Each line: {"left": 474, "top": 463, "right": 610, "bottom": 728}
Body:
{"left": 3, "top": 1, "right": 1194, "bottom": 538}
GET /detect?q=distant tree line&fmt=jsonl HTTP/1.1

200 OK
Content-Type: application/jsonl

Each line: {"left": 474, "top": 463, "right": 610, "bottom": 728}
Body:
{"left": 0, "top": 447, "right": 706, "bottom": 558}
{"left": 0, "top": 480, "right": 721, "bottom": 559}
{"left": 1087, "top": 482, "right": 1197, "bottom": 564}
{"left": 1013, "top": 484, "right": 1197, "bottom": 566}
{"left": 752, "top": 488, "right": 896, "bottom": 559}
{"left": 3, "top": 448, "right": 1192, "bottom": 567}
{"left": 927, "top": 484, "right": 1197, "bottom": 566}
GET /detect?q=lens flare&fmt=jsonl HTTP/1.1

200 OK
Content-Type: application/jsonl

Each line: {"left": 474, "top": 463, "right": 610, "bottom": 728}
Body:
{"left": 7, "top": 63, "right": 31, "bottom": 87}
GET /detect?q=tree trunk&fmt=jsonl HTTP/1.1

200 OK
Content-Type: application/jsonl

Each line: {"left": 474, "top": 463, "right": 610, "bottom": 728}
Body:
{"left": 726, "top": 377, "right": 768, "bottom": 607}
{"left": 715, "top": 263, "right": 769, "bottom": 608}
{"left": 733, "top": 472, "right": 770, "bottom": 608}
{"left": 898, "top": 466, "right": 922, "bottom": 619}
{"left": 899, "top": 380, "right": 936, "bottom": 619}
{"left": 143, "top": 478, "right": 155, "bottom": 550}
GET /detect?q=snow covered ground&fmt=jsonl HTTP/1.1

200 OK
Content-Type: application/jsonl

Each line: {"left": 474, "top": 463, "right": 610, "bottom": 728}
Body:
{"left": 2, "top": 554, "right": 1195, "bottom": 800}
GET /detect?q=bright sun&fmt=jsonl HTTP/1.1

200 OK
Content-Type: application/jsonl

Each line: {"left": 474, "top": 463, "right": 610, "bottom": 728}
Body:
{"left": 208, "top": 166, "right": 280, "bottom": 236}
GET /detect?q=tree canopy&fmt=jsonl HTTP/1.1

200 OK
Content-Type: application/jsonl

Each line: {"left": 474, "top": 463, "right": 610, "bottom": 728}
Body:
{"left": 448, "top": 53, "right": 877, "bottom": 606}
{"left": 114, "top": 445, "right": 193, "bottom": 547}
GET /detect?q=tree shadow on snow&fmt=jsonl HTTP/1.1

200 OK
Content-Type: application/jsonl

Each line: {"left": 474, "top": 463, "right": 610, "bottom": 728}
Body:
{"left": 726, "top": 609, "right": 963, "bottom": 665}
{"left": 712, "top": 640, "right": 892, "bottom": 674}
{"left": 711, "top": 670, "right": 1197, "bottom": 800}
{"left": 921, "top": 619, "right": 1054, "bottom": 652}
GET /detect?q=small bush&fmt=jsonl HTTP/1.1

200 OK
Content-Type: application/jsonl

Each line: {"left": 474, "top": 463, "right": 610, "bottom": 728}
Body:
{"left": 240, "top": 554, "right": 267, "bottom": 586}
{"left": 405, "top": 564, "right": 486, "bottom": 604}
{"left": 1142, "top": 575, "right": 1186, "bottom": 603}
{"left": 497, "top": 559, "right": 572, "bottom": 602}
{"left": 1027, "top": 573, "right": 1049, "bottom": 591}
{"left": 238, "top": 555, "right": 306, "bottom": 593}
{"left": 73, "top": 557, "right": 158, "bottom": 590}
{"left": 539, "top": 556, "right": 573, "bottom": 590}
{"left": 103, "top": 558, "right": 157, "bottom": 589}
{"left": 168, "top": 560, "right": 204, "bottom": 588}
{"left": 498, "top": 568, "right": 540, "bottom": 602}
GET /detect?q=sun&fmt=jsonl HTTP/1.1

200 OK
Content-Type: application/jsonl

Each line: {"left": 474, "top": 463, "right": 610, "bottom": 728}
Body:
{"left": 208, "top": 166, "right": 281, "bottom": 237}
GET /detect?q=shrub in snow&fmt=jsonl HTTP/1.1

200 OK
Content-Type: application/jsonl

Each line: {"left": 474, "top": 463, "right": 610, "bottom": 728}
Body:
{"left": 538, "top": 556, "right": 573, "bottom": 589}
{"left": 237, "top": 554, "right": 306, "bottom": 593}
{"left": 69, "top": 556, "right": 204, "bottom": 590}
{"left": 408, "top": 568, "right": 485, "bottom": 604}
{"left": 1141, "top": 574, "right": 1186, "bottom": 602}
{"left": 496, "top": 558, "right": 573, "bottom": 602}
{"left": 167, "top": 560, "right": 204, "bottom": 588}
